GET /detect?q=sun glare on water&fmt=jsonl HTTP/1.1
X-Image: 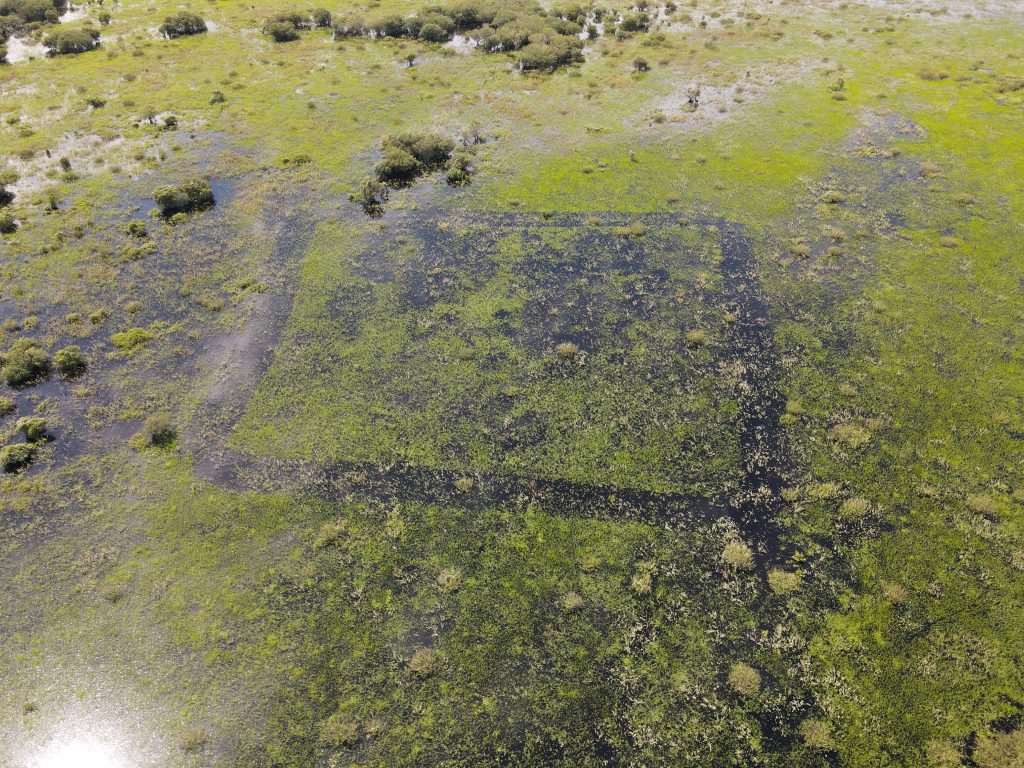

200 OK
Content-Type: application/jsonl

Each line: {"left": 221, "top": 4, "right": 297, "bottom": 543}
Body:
{"left": 31, "top": 738, "right": 124, "bottom": 768}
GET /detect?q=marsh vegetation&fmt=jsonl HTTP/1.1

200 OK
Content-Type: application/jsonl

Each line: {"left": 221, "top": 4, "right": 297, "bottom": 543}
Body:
{"left": 1, "top": 0, "right": 1023, "bottom": 766}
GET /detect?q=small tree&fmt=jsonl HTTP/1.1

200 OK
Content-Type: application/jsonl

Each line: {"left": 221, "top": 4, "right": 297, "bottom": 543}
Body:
{"left": 264, "top": 20, "right": 299, "bottom": 42}
{"left": 159, "top": 11, "right": 206, "bottom": 39}
{"left": 44, "top": 26, "right": 100, "bottom": 55}
{"left": 374, "top": 146, "right": 420, "bottom": 184}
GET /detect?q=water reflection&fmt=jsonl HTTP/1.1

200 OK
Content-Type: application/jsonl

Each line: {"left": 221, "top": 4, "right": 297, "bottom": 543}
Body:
{"left": 30, "top": 736, "right": 124, "bottom": 768}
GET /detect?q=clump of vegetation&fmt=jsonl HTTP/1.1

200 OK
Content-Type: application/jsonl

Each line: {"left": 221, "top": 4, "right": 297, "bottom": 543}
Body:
{"left": 408, "top": 647, "right": 436, "bottom": 677}
{"left": 159, "top": 11, "right": 207, "bottom": 39}
{"left": 0, "top": 0, "right": 64, "bottom": 26}
{"left": 153, "top": 179, "right": 215, "bottom": 217}
{"left": 1, "top": 338, "right": 50, "bottom": 387}
{"left": 136, "top": 412, "right": 175, "bottom": 446}
{"left": 375, "top": 131, "right": 455, "bottom": 184}
{"left": 437, "top": 567, "right": 462, "bottom": 592}
{"left": 264, "top": 20, "right": 300, "bottom": 42}
{"left": 839, "top": 496, "right": 871, "bottom": 520}
{"left": 799, "top": 718, "right": 834, "bottom": 750}
{"left": 0, "top": 396, "right": 14, "bottom": 417}
{"left": 767, "top": 568, "right": 800, "bottom": 595}
{"left": 351, "top": 176, "right": 387, "bottom": 214}
{"left": 178, "top": 728, "right": 207, "bottom": 753}
{"left": 54, "top": 344, "right": 86, "bottom": 378}
{"left": 111, "top": 327, "right": 154, "bottom": 353}
{"left": 44, "top": 26, "right": 100, "bottom": 55}
{"left": 0, "top": 211, "right": 16, "bottom": 235}
{"left": 555, "top": 341, "right": 579, "bottom": 359}
{"left": 727, "top": 662, "right": 761, "bottom": 696}
{"left": 16, "top": 416, "right": 47, "bottom": 442}
{"left": 0, "top": 442, "right": 34, "bottom": 473}
{"left": 974, "top": 727, "right": 1024, "bottom": 768}
{"left": 0, "top": 171, "right": 18, "bottom": 207}
{"left": 721, "top": 539, "right": 754, "bottom": 570}
{"left": 320, "top": 713, "right": 359, "bottom": 747}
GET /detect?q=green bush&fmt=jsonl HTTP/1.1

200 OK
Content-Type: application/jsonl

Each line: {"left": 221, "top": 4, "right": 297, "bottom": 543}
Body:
{"left": 159, "top": 11, "right": 206, "bottom": 39}
{"left": 308, "top": 7, "right": 331, "bottom": 28}
{"left": 153, "top": 178, "right": 214, "bottom": 216}
{"left": 44, "top": 26, "right": 100, "bottom": 55}
{"left": 618, "top": 11, "right": 650, "bottom": 31}
{"left": 0, "top": 396, "right": 14, "bottom": 416}
{"left": 111, "top": 327, "right": 154, "bottom": 353}
{"left": 0, "top": 0, "right": 56, "bottom": 24}
{"left": 517, "top": 36, "right": 582, "bottom": 70}
{"left": 384, "top": 131, "right": 454, "bottom": 168}
{"left": 54, "top": 344, "right": 86, "bottom": 378}
{"left": 0, "top": 212, "right": 15, "bottom": 234}
{"left": 264, "top": 20, "right": 299, "bottom": 42}
{"left": 1, "top": 338, "right": 50, "bottom": 387}
{"left": 0, "top": 442, "right": 34, "bottom": 473}
{"left": 374, "top": 146, "right": 420, "bottom": 184}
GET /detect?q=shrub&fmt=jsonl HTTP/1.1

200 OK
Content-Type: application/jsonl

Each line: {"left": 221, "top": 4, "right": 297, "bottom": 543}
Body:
{"left": 419, "top": 21, "right": 447, "bottom": 41}
{"left": 445, "top": 150, "right": 473, "bottom": 186}
{"left": 618, "top": 11, "right": 650, "bottom": 31}
{"left": 437, "top": 567, "right": 462, "bottom": 592}
{"left": 0, "top": 396, "right": 13, "bottom": 416}
{"left": 352, "top": 176, "right": 387, "bottom": 212}
{"left": 384, "top": 131, "right": 455, "bottom": 169}
{"left": 308, "top": 8, "right": 331, "bottom": 28}
{"left": 373, "top": 14, "right": 407, "bottom": 37}
{"left": 0, "top": 43, "right": 6, "bottom": 64}
{"left": 159, "top": 11, "right": 206, "bottom": 38}
{"left": 727, "top": 662, "right": 761, "bottom": 696}
{"left": 264, "top": 21, "right": 299, "bottom": 42}
{"left": 374, "top": 146, "right": 420, "bottom": 184}
{"left": 125, "top": 220, "right": 147, "bottom": 238}
{"left": 54, "top": 344, "right": 86, "bottom": 378}
{"left": 408, "top": 647, "right": 436, "bottom": 677}
{"left": 98, "top": 10, "right": 110, "bottom": 24}
{"left": 138, "top": 412, "right": 175, "bottom": 446}
{"left": 332, "top": 16, "right": 366, "bottom": 36}
{"left": 1, "top": 338, "right": 50, "bottom": 387}
{"left": 721, "top": 540, "right": 754, "bottom": 570}
{"left": 0, "top": 170, "right": 17, "bottom": 207}
{"left": 44, "top": 26, "right": 100, "bottom": 55}
{"left": 0, "top": 211, "right": 15, "bottom": 234}
{"left": 799, "top": 718, "right": 834, "bottom": 750}
{"left": 767, "top": 569, "right": 800, "bottom": 595}
{"left": 555, "top": 341, "right": 579, "bottom": 359}
{"left": 839, "top": 497, "right": 870, "bottom": 520}
{"left": 0, "top": 442, "right": 34, "bottom": 472}
{"left": 974, "top": 728, "right": 1024, "bottom": 768}
{"left": 632, "top": 56, "right": 649, "bottom": 72}
{"left": 320, "top": 713, "right": 359, "bottom": 747}
{"left": 16, "top": 416, "right": 47, "bottom": 442}
{"left": 518, "top": 36, "right": 583, "bottom": 71}
{"left": 111, "top": 327, "right": 154, "bottom": 352}
{"left": 153, "top": 178, "right": 214, "bottom": 216}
